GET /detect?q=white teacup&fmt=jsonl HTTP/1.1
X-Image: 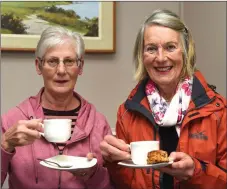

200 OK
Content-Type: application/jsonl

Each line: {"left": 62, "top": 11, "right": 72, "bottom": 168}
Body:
{"left": 40, "top": 119, "right": 72, "bottom": 143}
{"left": 130, "top": 141, "right": 159, "bottom": 165}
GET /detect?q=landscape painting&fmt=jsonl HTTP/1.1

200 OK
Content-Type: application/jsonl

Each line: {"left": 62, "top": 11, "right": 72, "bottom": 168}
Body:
{"left": 1, "top": 1, "right": 115, "bottom": 52}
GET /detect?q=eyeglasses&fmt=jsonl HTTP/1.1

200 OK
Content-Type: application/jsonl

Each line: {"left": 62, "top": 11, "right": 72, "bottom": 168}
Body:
{"left": 38, "top": 57, "right": 82, "bottom": 68}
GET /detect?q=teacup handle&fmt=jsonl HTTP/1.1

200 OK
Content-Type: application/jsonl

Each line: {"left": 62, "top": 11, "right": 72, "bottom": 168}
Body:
{"left": 39, "top": 123, "right": 44, "bottom": 137}
{"left": 127, "top": 144, "right": 131, "bottom": 156}
{"left": 127, "top": 144, "right": 132, "bottom": 160}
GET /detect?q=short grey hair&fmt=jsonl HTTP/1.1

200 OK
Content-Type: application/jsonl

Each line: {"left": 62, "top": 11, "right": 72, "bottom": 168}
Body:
{"left": 35, "top": 26, "right": 85, "bottom": 60}
{"left": 133, "top": 9, "right": 196, "bottom": 81}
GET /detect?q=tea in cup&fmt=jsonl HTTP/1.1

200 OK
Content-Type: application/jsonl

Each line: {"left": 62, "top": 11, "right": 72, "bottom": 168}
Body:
{"left": 130, "top": 141, "right": 159, "bottom": 165}
{"left": 39, "top": 119, "right": 72, "bottom": 143}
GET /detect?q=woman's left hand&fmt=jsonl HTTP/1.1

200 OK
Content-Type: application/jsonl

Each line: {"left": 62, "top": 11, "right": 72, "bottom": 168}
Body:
{"left": 69, "top": 153, "right": 97, "bottom": 179}
{"left": 158, "top": 152, "right": 195, "bottom": 181}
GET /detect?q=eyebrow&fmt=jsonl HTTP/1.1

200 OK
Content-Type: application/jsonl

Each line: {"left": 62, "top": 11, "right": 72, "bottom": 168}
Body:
{"left": 145, "top": 41, "right": 178, "bottom": 46}
{"left": 165, "top": 42, "right": 178, "bottom": 45}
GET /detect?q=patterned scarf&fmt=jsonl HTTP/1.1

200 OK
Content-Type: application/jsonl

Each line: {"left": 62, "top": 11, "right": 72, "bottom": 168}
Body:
{"left": 145, "top": 77, "right": 193, "bottom": 130}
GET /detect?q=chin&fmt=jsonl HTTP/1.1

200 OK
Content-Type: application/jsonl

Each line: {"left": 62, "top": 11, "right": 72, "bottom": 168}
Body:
{"left": 52, "top": 87, "right": 73, "bottom": 95}
{"left": 156, "top": 81, "right": 172, "bottom": 87}
{"left": 152, "top": 78, "right": 175, "bottom": 86}
{"left": 150, "top": 72, "right": 173, "bottom": 82}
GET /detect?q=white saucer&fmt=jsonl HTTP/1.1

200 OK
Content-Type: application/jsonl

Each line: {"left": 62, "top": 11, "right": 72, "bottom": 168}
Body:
{"left": 118, "top": 159, "right": 173, "bottom": 169}
{"left": 39, "top": 155, "right": 97, "bottom": 171}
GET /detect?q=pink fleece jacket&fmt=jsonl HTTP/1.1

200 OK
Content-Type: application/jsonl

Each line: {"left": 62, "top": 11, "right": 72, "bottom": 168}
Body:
{"left": 1, "top": 88, "right": 113, "bottom": 189}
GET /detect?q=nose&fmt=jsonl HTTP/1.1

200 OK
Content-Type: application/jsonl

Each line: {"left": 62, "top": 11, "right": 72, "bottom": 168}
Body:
{"left": 56, "top": 62, "right": 67, "bottom": 75}
{"left": 156, "top": 48, "right": 167, "bottom": 62}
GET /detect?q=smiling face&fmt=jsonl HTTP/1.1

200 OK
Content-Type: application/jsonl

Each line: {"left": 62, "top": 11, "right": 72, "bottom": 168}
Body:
{"left": 143, "top": 25, "right": 183, "bottom": 90}
{"left": 35, "top": 42, "right": 83, "bottom": 97}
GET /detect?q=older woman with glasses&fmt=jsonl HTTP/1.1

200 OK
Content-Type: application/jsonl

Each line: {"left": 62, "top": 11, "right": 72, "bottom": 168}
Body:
{"left": 100, "top": 9, "right": 226, "bottom": 189}
{"left": 1, "top": 26, "right": 113, "bottom": 189}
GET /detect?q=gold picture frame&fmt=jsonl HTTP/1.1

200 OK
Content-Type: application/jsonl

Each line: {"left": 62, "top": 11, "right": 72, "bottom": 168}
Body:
{"left": 1, "top": 1, "right": 116, "bottom": 53}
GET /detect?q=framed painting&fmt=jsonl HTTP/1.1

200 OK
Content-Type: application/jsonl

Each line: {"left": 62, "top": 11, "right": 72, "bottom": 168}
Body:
{"left": 1, "top": 1, "right": 116, "bottom": 53}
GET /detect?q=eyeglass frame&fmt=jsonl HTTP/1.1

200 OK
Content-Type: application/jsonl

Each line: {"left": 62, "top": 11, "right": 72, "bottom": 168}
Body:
{"left": 37, "top": 57, "right": 82, "bottom": 68}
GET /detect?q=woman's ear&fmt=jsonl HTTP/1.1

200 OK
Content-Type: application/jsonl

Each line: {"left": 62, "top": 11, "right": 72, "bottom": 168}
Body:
{"left": 78, "top": 59, "right": 84, "bottom": 75}
{"left": 35, "top": 58, "right": 42, "bottom": 75}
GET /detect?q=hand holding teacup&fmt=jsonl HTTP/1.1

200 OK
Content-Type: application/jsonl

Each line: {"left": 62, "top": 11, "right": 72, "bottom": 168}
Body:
{"left": 100, "top": 135, "right": 160, "bottom": 164}
{"left": 100, "top": 135, "right": 131, "bottom": 162}
{"left": 1, "top": 119, "right": 43, "bottom": 152}
{"left": 1, "top": 118, "right": 72, "bottom": 153}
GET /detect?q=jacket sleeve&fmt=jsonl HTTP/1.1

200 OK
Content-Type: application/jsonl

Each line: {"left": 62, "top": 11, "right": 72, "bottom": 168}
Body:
{"left": 1, "top": 116, "right": 15, "bottom": 187}
{"left": 105, "top": 105, "right": 134, "bottom": 189}
{"left": 182, "top": 105, "right": 227, "bottom": 189}
{"left": 85, "top": 116, "right": 115, "bottom": 189}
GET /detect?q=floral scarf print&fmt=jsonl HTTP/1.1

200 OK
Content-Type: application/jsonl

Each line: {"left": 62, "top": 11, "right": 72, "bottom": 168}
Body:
{"left": 145, "top": 77, "right": 193, "bottom": 130}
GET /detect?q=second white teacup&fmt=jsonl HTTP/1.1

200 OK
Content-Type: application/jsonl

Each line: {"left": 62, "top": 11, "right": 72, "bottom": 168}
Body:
{"left": 130, "top": 141, "right": 159, "bottom": 165}
{"left": 40, "top": 119, "right": 72, "bottom": 143}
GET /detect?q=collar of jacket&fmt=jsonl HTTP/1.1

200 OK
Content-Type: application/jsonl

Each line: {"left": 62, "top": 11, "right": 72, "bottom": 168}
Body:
{"left": 124, "top": 71, "right": 217, "bottom": 130}
{"left": 26, "top": 87, "right": 88, "bottom": 113}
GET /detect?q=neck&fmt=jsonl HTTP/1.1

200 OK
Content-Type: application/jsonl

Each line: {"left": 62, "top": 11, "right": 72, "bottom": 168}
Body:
{"left": 42, "top": 90, "right": 78, "bottom": 111}
{"left": 157, "top": 83, "right": 178, "bottom": 102}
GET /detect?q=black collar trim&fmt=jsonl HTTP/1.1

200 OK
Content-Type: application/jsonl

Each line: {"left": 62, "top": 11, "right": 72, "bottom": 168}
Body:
{"left": 125, "top": 77, "right": 158, "bottom": 130}
{"left": 191, "top": 76, "right": 211, "bottom": 108}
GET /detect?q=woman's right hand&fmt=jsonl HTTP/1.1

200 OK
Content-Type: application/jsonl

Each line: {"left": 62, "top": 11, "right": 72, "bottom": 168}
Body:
{"left": 1, "top": 119, "right": 43, "bottom": 153}
{"left": 100, "top": 135, "right": 131, "bottom": 162}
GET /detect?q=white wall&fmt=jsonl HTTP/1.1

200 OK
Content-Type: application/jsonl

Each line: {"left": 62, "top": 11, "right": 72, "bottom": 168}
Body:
{"left": 1, "top": 2, "right": 226, "bottom": 188}
{"left": 183, "top": 2, "right": 226, "bottom": 97}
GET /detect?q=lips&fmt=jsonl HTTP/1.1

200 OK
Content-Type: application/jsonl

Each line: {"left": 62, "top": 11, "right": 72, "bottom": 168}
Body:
{"left": 155, "top": 66, "right": 173, "bottom": 72}
{"left": 55, "top": 80, "right": 68, "bottom": 83}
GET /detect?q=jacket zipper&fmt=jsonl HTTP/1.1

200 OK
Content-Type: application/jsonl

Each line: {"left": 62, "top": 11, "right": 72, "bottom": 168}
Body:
{"left": 58, "top": 148, "right": 63, "bottom": 189}
{"left": 159, "top": 172, "right": 164, "bottom": 189}
{"left": 152, "top": 128, "right": 157, "bottom": 189}
{"left": 152, "top": 169, "right": 156, "bottom": 189}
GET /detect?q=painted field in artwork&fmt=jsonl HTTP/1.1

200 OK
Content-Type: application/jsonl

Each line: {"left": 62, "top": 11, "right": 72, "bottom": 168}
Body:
{"left": 1, "top": 1, "right": 99, "bottom": 36}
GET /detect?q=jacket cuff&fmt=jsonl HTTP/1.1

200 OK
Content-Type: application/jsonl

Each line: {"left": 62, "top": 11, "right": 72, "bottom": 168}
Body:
{"left": 1, "top": 147, "right": 15, "bottom": 172}
{"left": 192, "top": 157, "right": 202, "bottom": 176}
{"left": 186, "top": 157, "right": 207, "bottom": 183}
